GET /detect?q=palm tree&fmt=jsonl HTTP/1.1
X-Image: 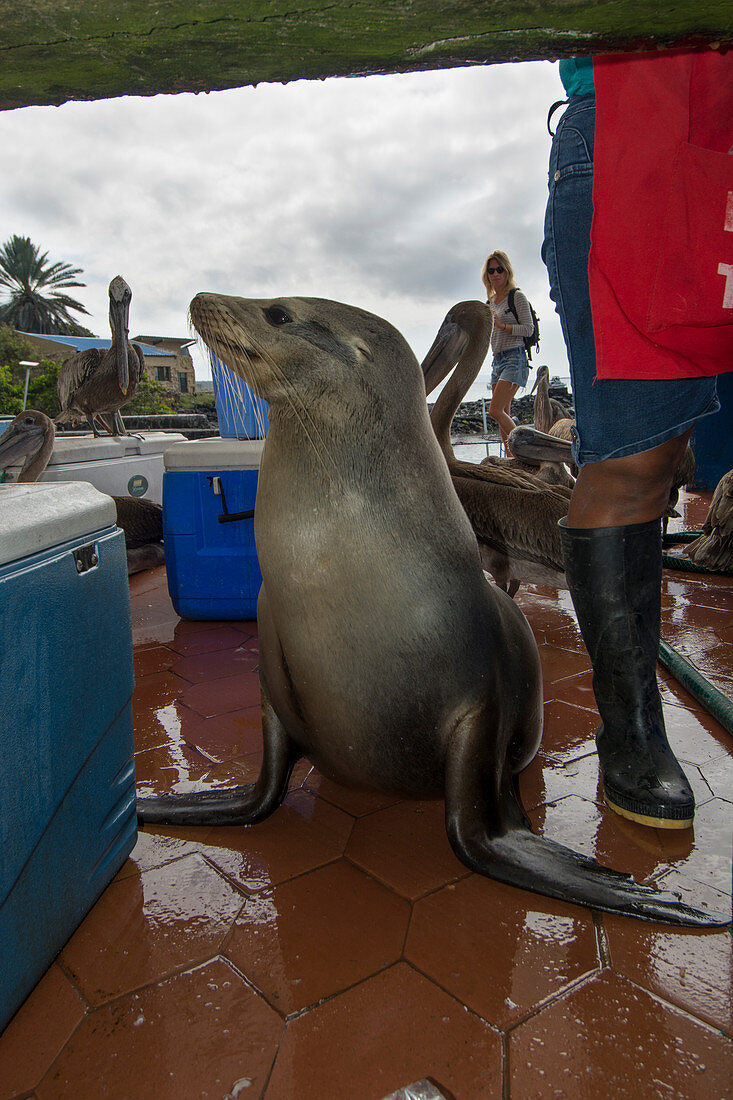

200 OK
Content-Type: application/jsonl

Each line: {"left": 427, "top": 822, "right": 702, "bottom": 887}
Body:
{"left": 0, "top": 235, "right": 91, "bottom": 335}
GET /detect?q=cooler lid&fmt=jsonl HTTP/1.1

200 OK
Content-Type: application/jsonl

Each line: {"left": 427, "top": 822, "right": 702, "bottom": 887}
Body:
{"left": 164, "top": 436, "right": 265, "bottom": 471}
{"left": 0, "top": 482, "right": 117, "bottom": 566}
{"left": 47, "top": 431, "right": 187, "bottom": 465}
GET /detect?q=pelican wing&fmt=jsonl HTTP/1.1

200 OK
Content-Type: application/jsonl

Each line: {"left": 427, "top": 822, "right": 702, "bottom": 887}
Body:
{"left": 452, "top": 472, "right": 566, "bottom": 574}
{"left": 452, "top": 455, "right": 572, "bottom": 506}
{"left": 57, "top": 348, "right": 106, "bottom": 412}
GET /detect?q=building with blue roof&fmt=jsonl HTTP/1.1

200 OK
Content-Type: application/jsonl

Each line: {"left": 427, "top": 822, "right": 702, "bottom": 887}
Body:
{"left": 16, "top": 331, "right": 196, "bottom": 396}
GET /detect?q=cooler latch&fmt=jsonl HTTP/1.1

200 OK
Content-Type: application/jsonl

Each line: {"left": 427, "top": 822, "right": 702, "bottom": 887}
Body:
{"left": 73, "top": 543, "right": 99, "bottom": 574}
{"left": 207, "top": 476, "right": 255, "bottom": 525}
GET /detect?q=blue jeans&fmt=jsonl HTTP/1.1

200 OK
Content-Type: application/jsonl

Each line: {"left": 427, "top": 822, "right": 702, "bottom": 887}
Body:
{"left": 542, "top": 96, "right": 719, "bottom": 465}
{"left": 491, "top": 347, "right": 529, "bottom": 389}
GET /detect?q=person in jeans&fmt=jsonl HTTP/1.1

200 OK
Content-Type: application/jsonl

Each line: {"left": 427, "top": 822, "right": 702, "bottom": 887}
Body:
{"left": 482, "top": 250, "right": 534, "bottom": 450}
{"left": 542, "top": 51, "right": 729, "bottom": 830}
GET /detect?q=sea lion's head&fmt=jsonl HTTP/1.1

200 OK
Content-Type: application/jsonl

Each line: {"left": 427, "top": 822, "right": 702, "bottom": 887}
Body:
{"left": 189, "top": 294, "right": 423, "bottom": 416}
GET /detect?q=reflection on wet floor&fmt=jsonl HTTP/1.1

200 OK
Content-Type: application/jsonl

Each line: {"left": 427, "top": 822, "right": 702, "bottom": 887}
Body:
{"left": 0, "top": 490, "right": 730, "bottom": 1098}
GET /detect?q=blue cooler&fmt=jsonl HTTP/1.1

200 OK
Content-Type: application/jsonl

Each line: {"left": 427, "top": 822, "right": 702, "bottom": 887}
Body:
{"left": 0, "top": 482, "right": 137, "bottom": 1032}
{"left": 211, "top": 353, "right": 269, "bottom": 439}
{"left": 163, "top": 436, "right": 265, "bottom": 620}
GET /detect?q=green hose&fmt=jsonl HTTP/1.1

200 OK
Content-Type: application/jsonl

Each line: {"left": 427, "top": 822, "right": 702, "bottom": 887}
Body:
{"left": 658, "top": 638, "right": 733, "bottom": 736}
{"left": 662, "top": 530, "right": 703, "bottom": 544}
{"left": 662, "top": 553, "right": 713, "bottom": 572}
{"left": 662, "top": 552, "right": 733, "bottom": 574}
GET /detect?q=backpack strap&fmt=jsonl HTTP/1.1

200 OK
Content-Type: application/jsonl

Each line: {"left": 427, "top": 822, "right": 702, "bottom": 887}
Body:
{"left": 507, "top": 289, "right": 519, "bottom": 323}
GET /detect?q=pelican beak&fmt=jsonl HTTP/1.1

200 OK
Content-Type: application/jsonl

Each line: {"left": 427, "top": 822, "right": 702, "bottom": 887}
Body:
{"left": 118, "top": 340, "right": 130, "bottom": 395}
{"left": 421, "top": 316, "right": 469, "bottom": 396}
{"left": 529, "top": 374, "right": 539, "bottom": 395}
{"left": 0, "top": 421, "right": 44, "bottom": 469}
{"left": 507, "top": 426, "right": 573, "bottom": 464}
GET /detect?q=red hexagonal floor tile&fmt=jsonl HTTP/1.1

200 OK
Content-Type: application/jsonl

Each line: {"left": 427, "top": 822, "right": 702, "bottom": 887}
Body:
{"left": 180, "top": 670, "right": 261, "bottom": 717}
{"left": 604, "top": 915, "right": 733, "bottom": 1035}
{"left": 406, "top": 874, "right": 599, "bottom": 1029}
{"left": 60, "top": 853, "right": 245, "bottom": 1005}
{"left": 225, "top": 860, "right": 410, "bottom": 1014}
{"left": 200, "top": 789, "right": 354, "bottom": 892}
{"left": 509, "top": 969, "right": 733, "bottom": 1097}
{"left": 37, "top": 959, "right": 282, "bottom": 1100}
{"left": 0, "top": 964, "right": 84, "bottom": 1097}
{"left": 265, "top": 963, "right": 502, "bottom": 1100}
{"left": 346, "top": 799, "right": 469, "bottom": 900}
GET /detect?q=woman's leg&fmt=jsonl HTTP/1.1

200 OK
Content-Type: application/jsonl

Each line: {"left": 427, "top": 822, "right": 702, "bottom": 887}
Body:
{"left": 489, "top": 379, "right": 519, "bottom": 447}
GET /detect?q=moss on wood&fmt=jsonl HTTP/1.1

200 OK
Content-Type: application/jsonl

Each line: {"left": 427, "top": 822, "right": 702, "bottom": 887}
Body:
{"left": 1, "top": 1, "right": 730, "bottom": 111}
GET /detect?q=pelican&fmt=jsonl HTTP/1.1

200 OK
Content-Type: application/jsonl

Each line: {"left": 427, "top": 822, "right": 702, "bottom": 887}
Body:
{"left": 0, "top": 409, "right": 164, "bottom": 574}
{"left": 687, "top": 468, "right": 733, "bottom": 573}
{"left": 422, "top": 301, "right": 570, "bottom": 595}
{"left": 530, "top": 364, "right": 571, "bottom": 433}
{"left": 56, "top": 275, "right": 145, "bottom": 437}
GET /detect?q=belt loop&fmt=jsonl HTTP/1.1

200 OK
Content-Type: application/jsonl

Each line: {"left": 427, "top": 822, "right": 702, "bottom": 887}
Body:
{"left": 547, "top": 98, "right": 569, "bottom": 137}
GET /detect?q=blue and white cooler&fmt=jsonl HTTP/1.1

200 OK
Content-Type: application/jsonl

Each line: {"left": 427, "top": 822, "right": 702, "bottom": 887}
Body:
{"left": 163, "top": 436, "right": 265, "bottom": 620}
{"left": 0, "top": 482, "right": 137, "bottom": 1031}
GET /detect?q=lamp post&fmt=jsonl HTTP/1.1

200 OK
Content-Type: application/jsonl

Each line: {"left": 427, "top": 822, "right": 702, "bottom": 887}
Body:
{"left": 19, "top": 361, "right": 39, "bottom": 410}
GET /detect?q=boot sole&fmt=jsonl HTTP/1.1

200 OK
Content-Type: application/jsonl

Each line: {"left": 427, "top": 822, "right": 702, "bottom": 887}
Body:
{"left": 604, "top": 792, "right": 694, "bottom": 830}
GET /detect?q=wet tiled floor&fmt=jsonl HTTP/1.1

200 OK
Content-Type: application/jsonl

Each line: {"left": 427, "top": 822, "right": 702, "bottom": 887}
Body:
{"left": 1, "top": 489, "right": 731, "bottom": 1099}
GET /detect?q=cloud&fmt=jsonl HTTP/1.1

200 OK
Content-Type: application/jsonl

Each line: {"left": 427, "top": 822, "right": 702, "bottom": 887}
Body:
{"left": 0, "top": 60, "right": 569, "bottom": 396}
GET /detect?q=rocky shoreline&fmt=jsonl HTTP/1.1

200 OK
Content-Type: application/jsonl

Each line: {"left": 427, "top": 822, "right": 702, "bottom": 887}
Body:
{"left": 436, "top": 379, "right": 574, "bottom": 436}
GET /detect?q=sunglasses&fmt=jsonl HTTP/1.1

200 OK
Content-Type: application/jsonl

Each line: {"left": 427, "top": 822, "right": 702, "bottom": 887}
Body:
{"left": 487, "top": 266, "right": 504, "bottom": 274}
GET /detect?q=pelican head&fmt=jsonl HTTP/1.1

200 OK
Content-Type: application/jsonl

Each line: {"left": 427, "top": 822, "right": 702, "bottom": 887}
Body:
{"left": 530, "top": 363, "right": 549, "bottom": 396}
{"left": 108, "top": 275, "right": 132, "bottom": 394}
{"left": 421, "top": 301, "right": 491, "bottom": 396}
{"left": 507, "top": 425, "right": 573, "bottom": 465}
{"left": 0, "top": 410, "right": 55, "bottom": 481}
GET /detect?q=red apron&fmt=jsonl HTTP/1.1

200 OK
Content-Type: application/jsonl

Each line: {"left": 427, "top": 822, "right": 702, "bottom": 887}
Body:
{"left": 589, "top": 49, "right": 733, "bottom": 379}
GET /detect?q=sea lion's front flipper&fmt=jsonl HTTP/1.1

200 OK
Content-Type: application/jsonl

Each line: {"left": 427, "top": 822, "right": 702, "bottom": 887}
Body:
{"left": 136, "top": 680, "right": 301, "bottom": 826}
{"left": 444, "top": 710, "right": 730, "bottom": 929}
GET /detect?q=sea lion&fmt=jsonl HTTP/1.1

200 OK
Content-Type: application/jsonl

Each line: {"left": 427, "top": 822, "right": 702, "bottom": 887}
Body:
{"left": 137, "top": 294, "right": 727, "bottom": 927}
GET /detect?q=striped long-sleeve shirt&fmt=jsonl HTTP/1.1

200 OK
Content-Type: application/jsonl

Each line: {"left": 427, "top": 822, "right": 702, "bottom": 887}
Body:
{"left": 489, "top": 289, "right": 534, "bottom": 355}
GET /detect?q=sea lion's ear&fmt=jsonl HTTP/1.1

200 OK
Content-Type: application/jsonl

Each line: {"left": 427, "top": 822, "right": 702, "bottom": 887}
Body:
{"left": 350, "top": 338, "right": 373, "bottom": 363}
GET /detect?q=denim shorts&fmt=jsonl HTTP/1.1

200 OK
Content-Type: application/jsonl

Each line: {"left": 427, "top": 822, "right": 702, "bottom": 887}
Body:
{"left": 542, "top": 96, "right": 719, "bottom": 465}
{"left": 491, "top": 347, "right": 530, "bottom": 389}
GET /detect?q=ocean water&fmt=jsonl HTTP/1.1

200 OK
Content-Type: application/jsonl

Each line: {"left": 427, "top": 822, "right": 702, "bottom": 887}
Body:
{"left": 452, "top": 438, "right": 504, "bottom": 464}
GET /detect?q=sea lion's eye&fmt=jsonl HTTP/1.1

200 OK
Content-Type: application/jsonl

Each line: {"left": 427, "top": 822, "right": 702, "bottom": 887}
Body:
{"left": 264, "top": 305, "right": 293, "bottom": 326}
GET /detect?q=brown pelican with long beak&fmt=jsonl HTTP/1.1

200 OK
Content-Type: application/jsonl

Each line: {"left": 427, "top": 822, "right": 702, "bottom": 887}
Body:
{"left": 56, "top": 275, "right": 145, "bottom": 437}
{"left": 422, "top": 301, "right": 570, "bottom": 595}
{"left": 0, "top": 409, "right": 164, "bottom": 574}
{"left": 530, "top": 364, "right": 570, "bottom": 433}
{"left": 0, "top": 410, "right": 56, "bottom": 482}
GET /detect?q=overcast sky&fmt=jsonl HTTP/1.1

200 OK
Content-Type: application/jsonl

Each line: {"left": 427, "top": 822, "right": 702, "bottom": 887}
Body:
{"left": 0, "top": 60, "right": 570, "bottom": 400}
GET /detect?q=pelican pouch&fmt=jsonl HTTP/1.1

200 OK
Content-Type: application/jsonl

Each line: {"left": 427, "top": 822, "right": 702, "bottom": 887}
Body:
{"left": 0, "top": 482, "right": 137, "bottom": 1032}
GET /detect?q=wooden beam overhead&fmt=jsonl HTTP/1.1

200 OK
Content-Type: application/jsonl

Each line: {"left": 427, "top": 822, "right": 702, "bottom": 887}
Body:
{"left": 1, "top": 1, "right": 730, "bottom": 112}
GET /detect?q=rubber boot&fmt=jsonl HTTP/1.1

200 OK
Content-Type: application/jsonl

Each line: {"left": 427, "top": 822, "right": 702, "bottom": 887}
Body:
{"left": 559, "top": 517, "right": 694, "bottom": 829}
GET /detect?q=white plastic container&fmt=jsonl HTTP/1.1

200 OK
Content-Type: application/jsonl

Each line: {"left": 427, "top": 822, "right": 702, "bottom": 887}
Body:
{"left": 1, "top": 431, "right": 186, "bottom": 504}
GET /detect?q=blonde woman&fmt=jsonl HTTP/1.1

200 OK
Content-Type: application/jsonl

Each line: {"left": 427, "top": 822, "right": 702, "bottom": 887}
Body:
{"left": 481, "top": 250, "right": 534, "bottom": 449}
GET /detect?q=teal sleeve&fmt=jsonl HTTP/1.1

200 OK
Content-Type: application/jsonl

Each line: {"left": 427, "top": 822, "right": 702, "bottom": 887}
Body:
{"left": 559, "top": 57, "right": 595, "bottom": 97}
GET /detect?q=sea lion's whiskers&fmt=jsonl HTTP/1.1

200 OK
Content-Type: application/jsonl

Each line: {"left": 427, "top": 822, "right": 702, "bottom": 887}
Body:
{"left": 247, "top": 337, "right": 340, "bottom": 482}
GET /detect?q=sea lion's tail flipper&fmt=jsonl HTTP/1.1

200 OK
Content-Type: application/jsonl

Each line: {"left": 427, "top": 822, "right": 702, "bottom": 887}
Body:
{"left": 136, "top": 693, "right": 301, "bottom": 827}
{"left": 444, "top": 723, "right": 730, "bottom": 929}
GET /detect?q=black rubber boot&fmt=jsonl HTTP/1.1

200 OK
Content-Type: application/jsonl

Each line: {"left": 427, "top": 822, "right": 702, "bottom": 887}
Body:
{"left": 559, "top": 517, "right": 694, "bottom": 829}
